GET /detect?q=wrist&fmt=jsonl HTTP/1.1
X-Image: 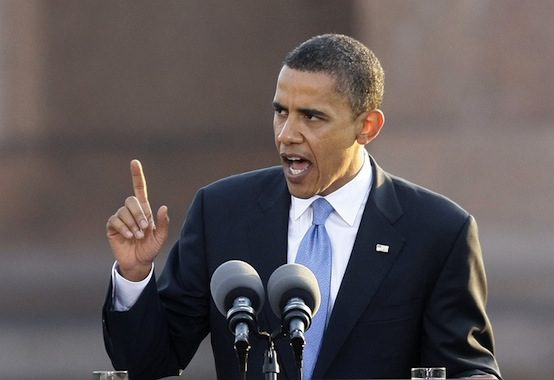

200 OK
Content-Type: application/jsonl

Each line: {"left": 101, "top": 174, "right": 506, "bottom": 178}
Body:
{"left": 117, "top": 262, "right": 152, "bottom": 282}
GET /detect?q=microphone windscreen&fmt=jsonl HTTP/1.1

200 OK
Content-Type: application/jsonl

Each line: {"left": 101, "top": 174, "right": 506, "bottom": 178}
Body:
{"left": 267, "top": 263, "right": 321, "bottom": 317}
{"left": 210, "top": 260, "right": 265, "bottom": 316}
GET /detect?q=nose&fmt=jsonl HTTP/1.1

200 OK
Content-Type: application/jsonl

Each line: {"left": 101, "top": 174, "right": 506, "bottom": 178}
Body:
{"left": 276, "top": 117, "right": 303, "bottom": 145}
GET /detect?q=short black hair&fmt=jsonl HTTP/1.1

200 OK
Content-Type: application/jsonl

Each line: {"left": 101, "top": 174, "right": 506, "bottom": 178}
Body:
{"left": 284, "top": 34, "right": 384, "bottom": 116}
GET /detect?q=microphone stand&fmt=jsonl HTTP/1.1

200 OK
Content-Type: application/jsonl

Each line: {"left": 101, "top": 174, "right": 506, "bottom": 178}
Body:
{"left": 230, "top": 309, "right": 308, "bottom": 379}
{"left": 262, "top": 336, "right": 280, "bottom": 380}
{"left": 233, "top": 321, "right": 307, "bottom": 380}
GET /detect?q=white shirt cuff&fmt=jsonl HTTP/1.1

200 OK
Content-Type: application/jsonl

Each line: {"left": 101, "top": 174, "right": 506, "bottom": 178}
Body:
{"left": 111, "top": 261, "right": 154, "bottom": 311}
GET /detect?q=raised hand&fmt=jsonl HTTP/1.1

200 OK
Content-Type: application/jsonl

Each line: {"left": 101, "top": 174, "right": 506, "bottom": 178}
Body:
{"left": 106, "top": 159, "right": 169, "bottom": 281}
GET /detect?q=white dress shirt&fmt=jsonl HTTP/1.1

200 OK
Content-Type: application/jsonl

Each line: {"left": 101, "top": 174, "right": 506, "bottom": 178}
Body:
{"left": 111, "top": 261, "right": 153, "bottom": 311}
{"left": 112, "top": 150, "right": 372, "bottom": 312}
{"left": 287, "top": 150, "right": 372, "bottom": 314}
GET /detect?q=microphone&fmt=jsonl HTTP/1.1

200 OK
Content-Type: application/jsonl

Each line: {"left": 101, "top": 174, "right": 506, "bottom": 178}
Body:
{"left": 267, "top": 263, "right": 321, "bottom": 370}
{"left": 210, "top": 260, "right": 265, "bottom": 375}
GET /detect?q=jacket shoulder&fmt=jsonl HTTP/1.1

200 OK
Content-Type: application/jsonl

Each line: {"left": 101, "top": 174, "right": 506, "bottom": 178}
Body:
{"left": 205, "top": 165, "right": 282, "bottom": 189}
{"left": 198, "top": 166, "right": 285, "bottom": 203}
{"left": 382, "top": 172, "right": 472, "bottom": 232}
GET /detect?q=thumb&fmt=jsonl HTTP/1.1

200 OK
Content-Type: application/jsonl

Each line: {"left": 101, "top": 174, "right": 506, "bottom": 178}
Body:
{"left": 154, "top": 205, "right": 170, "bottom": 243}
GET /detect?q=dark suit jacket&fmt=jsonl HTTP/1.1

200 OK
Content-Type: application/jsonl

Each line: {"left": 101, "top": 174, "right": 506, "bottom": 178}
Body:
{"left": 103, "top": 157, "right": 501, "bottom": 380}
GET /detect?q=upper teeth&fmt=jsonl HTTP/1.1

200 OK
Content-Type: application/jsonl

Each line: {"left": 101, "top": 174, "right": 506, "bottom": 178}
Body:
{"left": 289, "top": 157, "right": 301, "bottom": 161}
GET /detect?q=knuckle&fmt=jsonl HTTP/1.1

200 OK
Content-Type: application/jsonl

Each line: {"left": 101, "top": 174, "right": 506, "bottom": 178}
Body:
{"left": 107, "top": 215, "right": 119, "bottom": 227}
{"left": 106, "top": 216, "right": 123, "bottom": 234}
{"left": 106, "top": 217, "right": 114, "bottom": 230}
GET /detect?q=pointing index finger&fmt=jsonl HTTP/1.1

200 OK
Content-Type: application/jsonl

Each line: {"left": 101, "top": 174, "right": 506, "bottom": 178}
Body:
{"left": 130, "top": 159, "right": 154, "bottom": 226}
{"left": 131, "top": 159, "right": 148, "bottom": 202}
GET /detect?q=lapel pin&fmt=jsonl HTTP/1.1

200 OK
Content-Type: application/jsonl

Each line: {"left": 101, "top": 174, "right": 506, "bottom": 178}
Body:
{"left": 375, "top": 244, "right": 390, "bottom": 253}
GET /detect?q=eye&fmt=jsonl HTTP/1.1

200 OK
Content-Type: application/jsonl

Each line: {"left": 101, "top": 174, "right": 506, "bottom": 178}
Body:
{"left": 302, "top": 110, "right": 325, "bottom": 122}
{"left": 304, "top": 112, "right": 319, "bottom": 121}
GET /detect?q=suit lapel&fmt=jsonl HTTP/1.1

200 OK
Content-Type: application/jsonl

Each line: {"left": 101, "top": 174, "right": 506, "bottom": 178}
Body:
{"left": 246, "top": 175, "right": 290, "bottom": 291}
{"left": 244, "top": 169, "right": 298, "bottom": 379}
{"left": 314, "top": 158, "right": 406, "bottom": 378}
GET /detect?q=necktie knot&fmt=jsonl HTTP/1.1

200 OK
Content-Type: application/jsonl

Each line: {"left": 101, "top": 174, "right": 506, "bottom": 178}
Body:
{"left": 312, "top": 198, "right": 333, "bottom": 226}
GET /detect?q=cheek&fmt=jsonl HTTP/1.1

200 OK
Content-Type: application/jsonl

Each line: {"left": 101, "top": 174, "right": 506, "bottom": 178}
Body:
{"left": 316, "top": 143, "right": 352, "bottom": 175}
{"left": 312, "top": 147, "right": 334, "bottom": 177}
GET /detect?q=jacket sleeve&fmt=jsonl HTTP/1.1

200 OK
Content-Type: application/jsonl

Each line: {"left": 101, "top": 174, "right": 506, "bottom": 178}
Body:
{"left": 102, "top": 273, "right": 183, "bottom": 379}
{"left": 102, "top": 189, "right": 211, "bottom": 380}
{"left": 421, "top": 215, "right": 502, "bottom": 379}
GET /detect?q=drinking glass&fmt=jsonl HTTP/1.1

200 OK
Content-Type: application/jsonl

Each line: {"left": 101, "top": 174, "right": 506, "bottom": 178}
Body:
{"left": 411, "top": 367, "right": 446, "bottom": 379}
{"left": 92, "top": 370, "right": 129, "bottom": 380}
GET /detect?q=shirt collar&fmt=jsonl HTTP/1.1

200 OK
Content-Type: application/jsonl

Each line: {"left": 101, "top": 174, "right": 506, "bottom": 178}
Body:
{"left": 291, "top": 150, "right": 373, "bottom": 226}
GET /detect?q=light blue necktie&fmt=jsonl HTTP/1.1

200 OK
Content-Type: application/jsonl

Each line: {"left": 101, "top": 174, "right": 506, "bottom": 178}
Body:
{"left": 295, "top": 198, "right": 334, "bottom": 380}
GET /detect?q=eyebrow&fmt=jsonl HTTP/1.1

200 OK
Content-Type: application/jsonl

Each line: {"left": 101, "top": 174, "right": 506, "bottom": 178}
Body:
{"left": 272, "top": 101, "right": 286, "bottom": 111}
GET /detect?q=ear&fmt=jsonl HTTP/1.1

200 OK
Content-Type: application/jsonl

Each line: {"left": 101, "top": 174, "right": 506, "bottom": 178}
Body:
{"left": 356, "top": 109, "right": 385, "bottom": 145}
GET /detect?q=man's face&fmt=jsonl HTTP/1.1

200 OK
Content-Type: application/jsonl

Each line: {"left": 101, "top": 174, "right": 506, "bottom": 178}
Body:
{"left": 273, "top": 66, "right": 367, "bottom": 199}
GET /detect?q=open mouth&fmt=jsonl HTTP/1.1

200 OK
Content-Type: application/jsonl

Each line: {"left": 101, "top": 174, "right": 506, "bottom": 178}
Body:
{"left": 281, "top": 154, "right": 312, "bottom": 176}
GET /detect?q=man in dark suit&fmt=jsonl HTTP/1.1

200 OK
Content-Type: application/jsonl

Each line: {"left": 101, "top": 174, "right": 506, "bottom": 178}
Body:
{"left": 104, "top": 34, "right": 501, "bottom": 379}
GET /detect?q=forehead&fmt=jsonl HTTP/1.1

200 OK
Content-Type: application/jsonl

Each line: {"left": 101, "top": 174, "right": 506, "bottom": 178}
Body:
{"left": 274, "top": 66, "right": 347, "bottom": 106}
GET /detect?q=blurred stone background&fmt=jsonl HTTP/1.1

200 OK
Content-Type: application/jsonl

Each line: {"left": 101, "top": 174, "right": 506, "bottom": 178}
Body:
{"left": 0, "top": 1, "right": 552, "bottom": 379}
